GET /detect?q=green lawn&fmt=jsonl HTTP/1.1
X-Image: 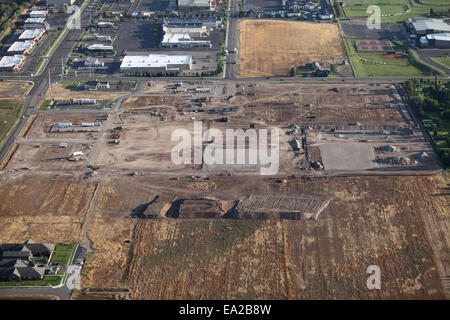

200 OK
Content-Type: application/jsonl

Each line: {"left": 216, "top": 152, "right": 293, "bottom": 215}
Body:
{"left": 338, "top": 0, "right": 450, "bottom": 23}
{"left": 344, "top": 38, "right": 444, "bottom": 77}
{"left": 49, "top": 243, "right": 76, "bottom": 266}
{"left": 0, "top": 276, "right": 62, "bottom": 287}
{"left": 38, "top": 100, "right": 52, "bottom": 110}
{"left": 431, "top": 57, "right": 450, "bottom": 69}
{"left": 0, "top": 99, "right": 23, "bottom": 149}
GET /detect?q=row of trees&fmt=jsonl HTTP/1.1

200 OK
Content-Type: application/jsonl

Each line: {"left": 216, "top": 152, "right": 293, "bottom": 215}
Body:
{"left": 0, "top": 0, "right": 33, "bottom": 37}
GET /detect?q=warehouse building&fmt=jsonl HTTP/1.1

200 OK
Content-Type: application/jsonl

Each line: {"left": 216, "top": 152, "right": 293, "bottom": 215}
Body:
{"left": 120, "top": 54, "right": 192, "bottom": 75}
{"left": 162, "top": 33, "right": 211, "bottom": 48}
{"left": 164, "top": 18, "right": 221, "bottom": 30}
{"left": 29, "top": 10, "right": 48, "bottom": 18}
{"left": 46, "top": 0, "right": 75, "bottom": 6}
{"left": 19, "top": 29, "right": 45, "bottom": 41}
{"left": 410, "top": 19, "right": 450, "bottom": 36}
{"left": 426, "top": 33, "right": 450, "bottom": 49}
{"left": 87, "top": 44, "right": 114, "bottom": 52}
{"left": 7, "top": 41, "right": 34, "bottom": 54}
{"left": 163, "top": 25, "right": 209, "bottom": 37}
{"left": 0, "top": 55, "right": 25, "bottom": 71}
{"left": 24, "top": 17, "right": 48, "bottom": 30}
{"left": 178, "top": 0, "right": 212, "bottom": 10}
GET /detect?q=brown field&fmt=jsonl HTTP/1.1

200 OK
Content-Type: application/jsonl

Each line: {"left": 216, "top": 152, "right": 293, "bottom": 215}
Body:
{"left": 75, "top": 173, "right": 449, "bottom": 299}
{"left": 45, "top": 83, "right": 128, "bottom": 100}
{"left": 238, "top": 20, "right": 349, "bottom": 77}
{"left": 0, "top": 178, "right": 97, "bottom": 243}
{"left": 0, "top": 81, "right": 32, "bottom": 98}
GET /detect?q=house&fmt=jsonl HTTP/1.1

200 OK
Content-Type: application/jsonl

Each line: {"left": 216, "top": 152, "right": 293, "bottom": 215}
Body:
{"left": 78, "top": 80, "right": 110, "bottom": 90}
{"left": 0, "top": 240, "right": 55, "bottom": 258}
{"left": 0, "top": 267, "right": 45, "bottom": 281}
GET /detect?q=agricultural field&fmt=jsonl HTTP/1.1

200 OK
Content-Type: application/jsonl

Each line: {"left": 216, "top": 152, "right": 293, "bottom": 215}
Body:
{"left": 238, "top": 20, "right": 350, "bottom": 77}
{"left": 344, "top": 38, "right": 443, "bottom": 77}
{"left": 75, "top": 173, "right": 450, "bottom": 299}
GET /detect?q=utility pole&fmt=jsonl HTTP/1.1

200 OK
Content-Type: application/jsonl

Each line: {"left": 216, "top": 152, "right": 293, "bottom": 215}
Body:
{"left": 61, "top": 57, "right": 64, "bottom": 81}
{"left": 48, "top": 68, "right": 51, "bottom": 92}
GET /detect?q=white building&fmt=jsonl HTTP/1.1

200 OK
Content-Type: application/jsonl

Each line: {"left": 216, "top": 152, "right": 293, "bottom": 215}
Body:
{"left": 120, "top": 54, "right": 192, "bottom": 75}
{"left": 8, "top": 41, "right": 35, "bottom": 54}
{"left": 177, "top": 0, "right": 211, "bottom": 9}
{"left": 426, "top": 33, "right": 450, "bottom": 49}
{"left": 162, "top": 33, "right": 211, "bottom": 48}
{"left": 29, "top": 10, "right": 48, "bottom": 18}
{"left": 19, "top": 29, "right": 45, "bottom": 41}
{"left": 411, "top": 19, "right": 450, "bottom": 35}
{"left": 0, "top": 55, "right": 25, "bottom": 71}
{"left": 163, "top": 25, "right": 208, "bottom": 37}
{"left": 46, "top": 0, "right": 75, "bottom": 6}
{"left": 87, "top": 44, "right": 114, "bottom": 52}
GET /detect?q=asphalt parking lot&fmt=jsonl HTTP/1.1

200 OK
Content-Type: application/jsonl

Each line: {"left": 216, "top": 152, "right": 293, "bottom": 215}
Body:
{"left": 341, "top": 22, "right": 409, "bottom": 42}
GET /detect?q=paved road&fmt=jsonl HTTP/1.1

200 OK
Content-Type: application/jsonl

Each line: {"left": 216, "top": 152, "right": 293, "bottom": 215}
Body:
{"left": 224, "top": 0, "right": 239, "bottom": 79}
{"left": 417, "top": 48, "right": 450, "bottom": 75}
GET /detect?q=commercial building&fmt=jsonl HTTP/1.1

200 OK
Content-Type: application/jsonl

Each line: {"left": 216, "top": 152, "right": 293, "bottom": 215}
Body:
{"left": 426, "top": 33, "right": 450, "bottom": 49}
{"left": 0, "top": 55, "right": 25, "bottom": 71}
{"left": 164, "top": 18, "right": 221, "bottom": 30}
{"left": 177, "top": 0, "right": 212, "bottom": 10}
{"left": 163, "top": 25, "right": 209, "bottom": 37}
{"left": 19, "top": 28, "right": 45, "bottom": 41}
{"left": 120, "top": 54, "right": 192, "bottom": 75}
{"left": 162, "top": 33, "right": 211, "bottom": 48}
{"left": 7, "top": 41, "right": 35, "bottom": 54}
{"left": 46, "top": 0, "right": 75, "bottom": 6}
{"left": 24, "top": 17, "right": 48, "bottom": 30}
{"left": 29, "top": 10, "right": 48, "bottom": 18}
{"left": 410, "top": 19, "right": 450, "bottom": 36}
{"left": 87, "top": 44, "right": 114, "bottom": 52}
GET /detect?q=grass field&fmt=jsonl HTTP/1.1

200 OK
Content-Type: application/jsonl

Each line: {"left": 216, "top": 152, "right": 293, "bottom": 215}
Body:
{"left": 38, "top": 100, "right": 52, "bottom": 111}
{"left": 49, "top": 243, "right": 76, "bottom": 266}
{"left": 344, "top": 38, "right": 443, "bottom": 77}
{"left": 431, "top": 57, "right": 450, "bottom": 69}
{"left": 339, "top": 0, "right": 450, "bottom": 23}
{"left": 238, "top": 20, "right": 348, "bottom": 77}
{"left": 0, "top": 99, "right": 23, "bottom": 148}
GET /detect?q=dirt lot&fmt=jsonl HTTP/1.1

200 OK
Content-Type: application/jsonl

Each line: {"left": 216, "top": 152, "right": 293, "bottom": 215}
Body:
{"left": 45, "top": 83, "right": 129, "bottom": 100}
{"left": 238, "top": 20, "right": 350, "bottom": 77}
{"left": 0, "top": 177, "right": 97, "bottom": 243}
{"left": 0, "top": 81, "right": 32, "bottom": 98}
{"left": 74, "top": 173, "right": 449, "bottom": 299}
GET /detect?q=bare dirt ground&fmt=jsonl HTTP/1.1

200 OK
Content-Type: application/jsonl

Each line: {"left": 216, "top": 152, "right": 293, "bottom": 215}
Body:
{"left": 0, "top": 80, "right": 448, "bottom": 300}
{"left": 0, "top": 177, "right": 97, "bottom": 243}
{"left": 238, "top": 20, "right": 350, "bottom": 77}
{"left": 0, "top": 81, "right": 32, "bottom": 98}
{"left": 74, "top": 173, "right": 449, "bottom": 299}
{"left": 45, "top": 83, "right": 129, "bottom": 100}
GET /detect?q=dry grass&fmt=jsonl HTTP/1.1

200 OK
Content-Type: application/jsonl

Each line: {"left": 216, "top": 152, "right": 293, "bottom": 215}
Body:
{"left": 0, "top": 81, "right": 32, "bottom": 98}
{"left": 45, "top": 83, "right": 128, "bottom": 100}
{"left": 238, "top": 20, "right": 347, "bottom": 77}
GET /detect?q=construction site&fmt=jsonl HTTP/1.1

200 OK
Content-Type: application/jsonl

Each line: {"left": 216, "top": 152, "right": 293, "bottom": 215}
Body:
{"left": 0, "top": 79, "right": 448, "bottom": 300}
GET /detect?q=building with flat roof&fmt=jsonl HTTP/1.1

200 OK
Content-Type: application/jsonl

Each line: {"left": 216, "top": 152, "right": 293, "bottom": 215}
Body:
{"left": 426, "top": 33, "right": 450, "bottom": 49}
{"left": 411, "top": 19, "right": 450, "bottom": 35}
{"left": 178, "top": 0, "right": 211, "bottom": 9}
{"left": 0, "top": 55, "right": 25, "bottom": 71}
{"left": 46, "top": 0, "right": 75, "bottom": 6}
{"left": 87, "top": 44, "right": 114, "bottom": 52}
{"left": 19, "top": 28, "right": 45, "bottom": 41}
{"left": 120, "top": 54, "right": 192, "bottom": 75}
{"left": 163, "top": 25, "right": 209, "bottom": 37}
{"left": 29, "top": 10, "right": 48, "bottom": 18}
{"left": 7, "top": 41, "right": 34, "bottom": 54}
{"left": 162, "top": 33, "right": 211, "bottom": 48}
